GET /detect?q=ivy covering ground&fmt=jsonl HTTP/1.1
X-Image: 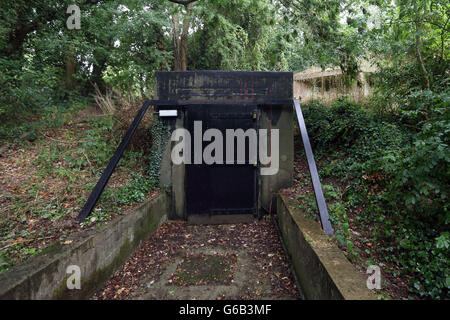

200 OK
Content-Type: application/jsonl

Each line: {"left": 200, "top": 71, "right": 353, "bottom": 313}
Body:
{"left": 299, "top": 93, "right": 449, "bottom": 299}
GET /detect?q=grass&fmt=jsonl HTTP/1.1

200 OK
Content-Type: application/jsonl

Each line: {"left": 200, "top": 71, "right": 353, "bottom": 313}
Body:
{"left": 0, "top": 99, "right": 157, "bottom": 274}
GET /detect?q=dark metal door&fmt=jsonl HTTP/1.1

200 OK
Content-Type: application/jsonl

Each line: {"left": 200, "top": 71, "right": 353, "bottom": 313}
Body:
{"left": 186, "top": 105, "right": 258, "bottom": 216}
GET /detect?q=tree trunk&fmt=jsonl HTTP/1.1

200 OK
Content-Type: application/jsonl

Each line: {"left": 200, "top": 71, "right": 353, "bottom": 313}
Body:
{"left": 92, "top": 50, "right": 107, "bottom": 93}
{"left": 180, "top": 4, "right": 192, "bottom": 71}
{"left": 65, "top": 49, "right": 76, "bottom": 91}
{"left": 413, "top": 0, "right": 430, "bottom": 90}
{"left": 415, "top": 34, "right": 430, "bottom": 90}
{"left": 168, "top": 0, "right": 197, "bottom": 70}
{"left": 172, "top": 6, "right": 182, "bottom": 70}
{"left": 1, "top": 23, "right": 37, "bottom": 57}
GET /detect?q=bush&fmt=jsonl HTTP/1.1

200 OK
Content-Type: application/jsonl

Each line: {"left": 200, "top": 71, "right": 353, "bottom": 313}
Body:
{"left": 302, "top": 98, "right": 449, "bottom": 299}
{"left": 0, "top": 55, "right": 68, "bottom": 142}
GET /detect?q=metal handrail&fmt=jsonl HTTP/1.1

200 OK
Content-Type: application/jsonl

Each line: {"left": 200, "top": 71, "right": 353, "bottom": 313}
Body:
{"left": 77, "top": 98, "right": 334, "bottom": 236}
{"left": 293, "top": 99, "right": 333, "bottom": 235}
{"left": 77, "top": 100, "right": 152, "bottom": 221}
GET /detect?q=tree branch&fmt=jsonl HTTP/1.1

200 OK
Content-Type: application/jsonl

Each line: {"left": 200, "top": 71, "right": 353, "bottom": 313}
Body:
{"left": 166, "top": 0, "right": 198, "bottom": 6}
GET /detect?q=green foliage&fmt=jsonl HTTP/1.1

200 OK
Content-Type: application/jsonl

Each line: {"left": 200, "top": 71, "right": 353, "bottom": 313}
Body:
{"left": 0, "top": 252, "right": 12, "bottom": 275}
{"left": 32, "top": 115, "right": 117, "bottom": 179}
{"left": 282, "top": 0, "right": 371, "bottom": 75}
{"left": 99, "top": 0, "right": 172, "bottom": 94}
{"left": 296, "top": 193, "right": 318, "bottom": 219}
{"left": 147, "top": 118, "right": 171, "bottom": 186}
{"left": 117, "top": 174, "right": 157, "bottom": 206}
{"left": 188, "top": 0, "right": 290, "bottom": 70}
{"left": 83, "top": 173, "right": 157, "bottom": 227}
{"left": 16, "top": 109, "right": 157, "bottom": 228}
{"left": 303, "top": 96, "right": 450, "bottom": 299}
{"left": 0, "top": 99, "right": 86, "bottom": 143}
{"left": 0, "top": 55, "right": 67, "bottom": 136}
{"left": 21, "top": 247, "right": 38, "bottom": 256}
{"left": 368, "top": 0, "right": 449, "bottom": 89}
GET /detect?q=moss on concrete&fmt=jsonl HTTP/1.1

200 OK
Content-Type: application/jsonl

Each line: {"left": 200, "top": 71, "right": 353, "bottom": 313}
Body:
{"left": 38, "top": 243, "right": 62, "bottom": 257}
{"left": 0, "top": 193, "right": 168, "bottom": 300}
{"left": 277, "top": 194, "right": 377, "bottom": 300}
{"left": 53, "top": 238, "right": 134, "bottom": 299}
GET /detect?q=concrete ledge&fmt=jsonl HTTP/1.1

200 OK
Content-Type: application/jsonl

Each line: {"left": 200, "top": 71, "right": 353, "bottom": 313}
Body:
{"left": 187, "top": 214, "right": 257, "bottom": 225}
{"left": 277, "top": 194, "right": 376, "bottom": 300}
{"left": 0, "top": 192, "right": 169, "bottom": 300}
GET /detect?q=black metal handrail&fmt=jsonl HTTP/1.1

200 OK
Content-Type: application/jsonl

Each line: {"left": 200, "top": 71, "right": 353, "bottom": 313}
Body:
{"left": 77, "top": 98, "right": 334, "bottom": 236}
{"left": 293, "top": 99, "right": 333, "bottom": 235}
{"left": 77, "top": 100, "right": 152, "bottom": 221}
{"left": 77, "top": 99, "right": 292, "bottom": 222}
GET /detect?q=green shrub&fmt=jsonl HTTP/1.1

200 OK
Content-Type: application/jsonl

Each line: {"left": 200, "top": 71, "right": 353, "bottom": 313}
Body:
{"left": 302, "top": 97, "right": 449, "bottom": 299}
{"left": 117, "top": 174, "right": 157, "bottom": 206}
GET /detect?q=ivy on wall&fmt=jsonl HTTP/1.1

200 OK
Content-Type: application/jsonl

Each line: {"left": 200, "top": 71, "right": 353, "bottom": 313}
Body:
{"left": 147, "top": 118, "right": 171, "bottom": 188}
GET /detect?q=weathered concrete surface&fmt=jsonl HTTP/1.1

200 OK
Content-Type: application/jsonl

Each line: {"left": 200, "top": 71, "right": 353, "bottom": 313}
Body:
{"left": 158, "top": 114, "right": 186, "bottom": 221}
{"left": 277, "top": 194, "right": 377, "bottom": 300}
{"left": 155, "top": 71, "right": 294, "bottom": 220}
{"left": 187, "top": 214, "right": 256, "bottom": 225}
{"left": 0, "top": 192, "right": 169, "bottom": 300}
{"left": 92, "top": 219, "right": 301, "bottom": 300}
{"left": 139, "top": 247, "right": 281, "bottom": 300}
{"left": 156, "top": 71, "right": 293, "bottom": 103}
{"left": 259, "top": 105, "right": 294, "bottom": 213}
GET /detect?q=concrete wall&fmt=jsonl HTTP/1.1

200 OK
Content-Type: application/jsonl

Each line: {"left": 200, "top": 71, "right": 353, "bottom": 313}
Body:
{"left": 0, "top": 193, "right": 169, "bottom": 300}
{"left": 277, "top": 194, "right": 376, "bottom": 300}
{"left": 259, "top": 105, "right": 293, "bottom": 213}
{"left": 156, "top": 70, "right": 293, "bottom": 103}
{"left": 155, "top": 71, "right": 294, "bottom": 218}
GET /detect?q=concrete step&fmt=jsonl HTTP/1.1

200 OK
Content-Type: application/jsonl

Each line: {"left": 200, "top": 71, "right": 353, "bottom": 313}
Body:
{"left": 187, "top": 214, "right": 258, "bottom": 225}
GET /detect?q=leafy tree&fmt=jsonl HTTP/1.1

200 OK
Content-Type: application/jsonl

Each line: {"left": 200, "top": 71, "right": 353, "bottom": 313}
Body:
{"left": 281, "top": 0, "right": 371, "bottom": 79}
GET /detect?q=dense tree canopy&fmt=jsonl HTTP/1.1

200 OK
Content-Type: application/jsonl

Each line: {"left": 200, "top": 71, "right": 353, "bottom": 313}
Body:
{"left": 0, "top": 0, "right": 448, "bottom": 299}
{"left": 0, "top": 0, "right": 447, "bottom": 102}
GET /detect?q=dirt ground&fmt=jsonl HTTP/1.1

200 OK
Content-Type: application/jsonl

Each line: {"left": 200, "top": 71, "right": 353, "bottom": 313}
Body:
{"left": 92, "top": 218, "right": 301, "bottom": 300}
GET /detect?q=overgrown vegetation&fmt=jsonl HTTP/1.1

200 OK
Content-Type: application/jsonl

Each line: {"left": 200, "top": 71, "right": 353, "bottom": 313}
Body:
{"left": 288, "top": 0, "right": 448, "bottom": 299}
{"left": 148, "top": 118, "right": 171, "bottom": 187}
{"left": 0, "top": 100, "right": 158, "bottom": 274}
{"left": 302, "top": 88, "right": 449, "bottom": 298}
{"left": 0, "top": 0, "right": 448, "bottom": 299}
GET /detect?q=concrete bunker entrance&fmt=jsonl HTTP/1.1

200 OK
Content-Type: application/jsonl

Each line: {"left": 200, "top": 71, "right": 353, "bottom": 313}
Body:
{"left": 0, "top": 71, "right": 377, "bottom": 301}
{"left": 185, "top": 104, "right": 259, "bottom": 217}
{"left": 155, "top": 71, "right": 294, "bottom": 223}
